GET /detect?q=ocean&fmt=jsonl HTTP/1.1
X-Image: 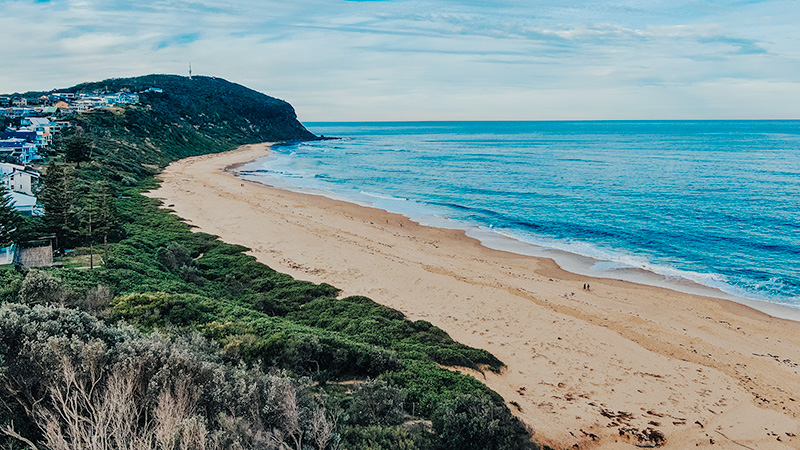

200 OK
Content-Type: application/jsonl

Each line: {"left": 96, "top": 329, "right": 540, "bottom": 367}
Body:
{"left": 238, "top": 121, "right": 800, "bottom": 310}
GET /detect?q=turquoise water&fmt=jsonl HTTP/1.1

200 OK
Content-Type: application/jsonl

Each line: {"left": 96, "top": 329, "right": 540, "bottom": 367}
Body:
{"left": 240, "top": 121, "right": 800, "bottom": 307}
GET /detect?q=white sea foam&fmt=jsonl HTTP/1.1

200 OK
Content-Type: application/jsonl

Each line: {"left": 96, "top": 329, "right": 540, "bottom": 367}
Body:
{"left": 240, "top": 121, "right": 800, "bottom": 319}
{"left": 359, "top": 191, "right": 408, "bottom": 202}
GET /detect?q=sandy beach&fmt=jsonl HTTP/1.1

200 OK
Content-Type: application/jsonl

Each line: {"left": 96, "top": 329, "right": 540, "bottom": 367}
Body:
{"left": 148, "top": 143, "right": 800, "bottom": 449}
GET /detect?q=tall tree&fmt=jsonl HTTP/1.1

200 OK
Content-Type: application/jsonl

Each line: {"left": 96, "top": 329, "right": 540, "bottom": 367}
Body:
{"left": 64, "top": 133, "right": 92, "bottom": 168}
{"left": 78, "top": 181, "right": 118, "bottom": 268}
{"left": 0, "top": 184, "right": 23, "bottom": 248}
{"left": 39, "top": 162, "right": 76, "bottom": 250}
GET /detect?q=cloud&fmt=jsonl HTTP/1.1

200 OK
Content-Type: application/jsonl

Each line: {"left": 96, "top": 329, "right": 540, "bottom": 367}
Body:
{"left": 155, "top": 33, "right": 201, "bottom": 50}
{"left": 1, "top": 0, "right": 798, "bottom": 119}
{"left": 698, "top": 36, "right": 768, "bottom": 55}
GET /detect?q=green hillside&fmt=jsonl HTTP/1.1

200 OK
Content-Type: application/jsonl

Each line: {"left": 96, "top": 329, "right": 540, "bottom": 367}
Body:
{"left": 0, "top": 75, "right": 547, "bottom": 450}
{"left": 69, "top": 74, "right": 316, "bottom": 143}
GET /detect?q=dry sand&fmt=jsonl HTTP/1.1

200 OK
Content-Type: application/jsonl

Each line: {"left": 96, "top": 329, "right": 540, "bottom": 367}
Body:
{"left": 148, "top": 143, "right": 800, "bottom": 449}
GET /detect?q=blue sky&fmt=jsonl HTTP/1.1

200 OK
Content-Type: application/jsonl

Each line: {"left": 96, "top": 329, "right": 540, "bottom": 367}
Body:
{"left": 1, "top": 0, "right": 799, "bottom": 120}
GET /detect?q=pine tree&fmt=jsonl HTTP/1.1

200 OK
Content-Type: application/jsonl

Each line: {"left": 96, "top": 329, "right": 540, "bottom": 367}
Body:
{"left": 78, "top": 181, "right": 118, "bottom": 268}
{"left": 0, "top": 184, "right": 23, "bottom": 248}
{"left": 39, "top": 162, "right": 75, "bottom": 250}
{"left": 64, "top": 133, "right": 92, "bottom": 168}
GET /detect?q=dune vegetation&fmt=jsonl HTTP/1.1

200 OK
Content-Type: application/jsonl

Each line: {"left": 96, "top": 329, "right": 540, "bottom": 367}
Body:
{"left": 0, "top": 75, "right": 548, "bottom": 450}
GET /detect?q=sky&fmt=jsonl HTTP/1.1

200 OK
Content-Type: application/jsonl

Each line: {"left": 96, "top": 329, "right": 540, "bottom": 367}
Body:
{"left": 1, "top": 0, "right": 799, "bottom": 121}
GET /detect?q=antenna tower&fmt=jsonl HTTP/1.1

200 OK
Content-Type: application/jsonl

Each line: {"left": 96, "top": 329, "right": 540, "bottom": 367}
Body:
{"left": 189, "top": 63, "right": 193, "bottom": 80}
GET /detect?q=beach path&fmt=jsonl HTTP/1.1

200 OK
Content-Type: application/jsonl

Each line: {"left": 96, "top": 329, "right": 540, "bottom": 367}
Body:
{"left": 147, "top": 143, "right": 800, "bottom": 449}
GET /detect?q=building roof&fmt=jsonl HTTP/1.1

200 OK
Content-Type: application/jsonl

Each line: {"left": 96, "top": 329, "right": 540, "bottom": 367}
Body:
{"left": 0, "top": 162, "right": 26, "bottom": 174}
{"left": 0, "top": 138, "right": 27, "bottom": 148}
{"left": 25, "top": 117, "right": 50, "bottom": 126}
{"left": 5, "top": 191, "right": 37, "bottom": 208}
{"left": 8, "top": 168, "right": 39, "bottom": 178}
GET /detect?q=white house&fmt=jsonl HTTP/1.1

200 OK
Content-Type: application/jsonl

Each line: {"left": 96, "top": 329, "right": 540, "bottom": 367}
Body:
{"left": 0, "top": 163, "right": 39, "bottom": 196}
{"left": 0, "top": 139, "right": 37, "bottom": 164}
{"left": 21, "top": 117, "right": 57, "bottom": 133}
{"left": 0, "top": 162, "right": 25, "bottom": 177}
{"left": 6, "top": 169, "right": 39, "bottom": 196}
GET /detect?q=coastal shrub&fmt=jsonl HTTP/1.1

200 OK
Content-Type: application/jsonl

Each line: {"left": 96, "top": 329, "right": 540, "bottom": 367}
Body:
{"left": 0, "top": 303, "right": 342, "bottom": 450}
{"left": 433, "top": 394, "right": 536, "bottom": 450}
{"left": 18, "top": 270, "right": 64, "bottom": 305}
{"left": 82, "top": 284, "right": 113, "bottom": 312}
{"left": 0, "top": 269, "right": 23, "bottom": 303}
{"left": 111, "top": 292, "right": 215, "bottom": 329}
{"left": 289, "top": 296, "right": 503, "bottom": 370}
{"left": 347, "top": 379, "right": 407, "bottom": 426}
{"left": 156, "top": 241, "right": 194, "bottom": 272}
{"left": 383, "top": 360, "right": 504, "bottom": 418}
{"left": 341, "top": 425, "right": 434, "bottom": 450}
{"left": 110, "top": 290, "right": 403, "bottom": 378}
{"left": 245, "top": 326, "right": 403, "bottom": 378}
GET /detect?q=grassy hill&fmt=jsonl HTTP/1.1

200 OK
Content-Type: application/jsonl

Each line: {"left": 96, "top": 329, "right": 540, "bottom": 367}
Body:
{"left": 0, "top": 75, "right": 547, "bottom": 450}
{"left": 69, "top": 74, "right": 316, "bottom": 143}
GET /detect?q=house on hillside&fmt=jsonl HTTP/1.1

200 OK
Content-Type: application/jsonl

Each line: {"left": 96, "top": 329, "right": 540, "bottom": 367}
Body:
{"left": 50, "top": 92, "right": 75, "bottom": 100}
{"left": 2, "top": 128, "right": 49, "bottom": 151}
{"left": 1, "top": 163, "right": 41, "bottom": 216}
{"left": 21, "top": 117, "right": 58, "bottom": 135}
{"left": 7, "top": 107, "right": 35, "bottom": 118}
{"left": 103, "top": 92, "right": 140, "bottom": 105}
{"left": 0, "top": 138, "right": 37, "bottom": 164}
{"left": 1, "top": 163, "right": 40, "bottom": 196}
{"left": 73, "top": 97, "right": 110, "bottom": 111}
{"left": 0, "top": 162, "right": 24, "bottom": 178}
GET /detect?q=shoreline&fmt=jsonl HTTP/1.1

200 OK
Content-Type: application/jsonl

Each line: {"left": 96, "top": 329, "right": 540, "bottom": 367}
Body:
{"left": 148, "top": 143, "right": 800, "bottom": 449}
{"left": 239, "top": 153, "right": 800, "bottom": 322}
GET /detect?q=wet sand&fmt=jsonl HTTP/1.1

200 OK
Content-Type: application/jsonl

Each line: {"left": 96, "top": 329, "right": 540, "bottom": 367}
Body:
{"left": 147, "top": 143, "right": 800, "bottom": 449}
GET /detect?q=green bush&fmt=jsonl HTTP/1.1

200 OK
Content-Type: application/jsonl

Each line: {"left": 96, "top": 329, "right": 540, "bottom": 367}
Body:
{"left": 347, "top": 379, "right": 407, "bottom": 426}
{"left": 433, "top": 394, "right": 537, "bottom": 450}
{"left": 0, "top": 303, "right": 340, "bottom": 449}
{"left": 18, "top": 270, "right": 64, "bottom": 305}
{"left": 0, "top": 269, "right": 22, "bottom": 303}
{"left": 342, "top": 425, "right": 434, "bottom": 450}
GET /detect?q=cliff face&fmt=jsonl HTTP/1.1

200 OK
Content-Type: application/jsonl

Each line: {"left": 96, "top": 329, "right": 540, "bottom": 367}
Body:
{"left": 68, "top": 74, "right": 317, "bottom": 143}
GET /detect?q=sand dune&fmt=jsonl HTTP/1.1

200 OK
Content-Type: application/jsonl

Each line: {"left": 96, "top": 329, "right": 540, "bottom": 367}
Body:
{"left": 147, "top": 143, "right": 800, "bottom": 449}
